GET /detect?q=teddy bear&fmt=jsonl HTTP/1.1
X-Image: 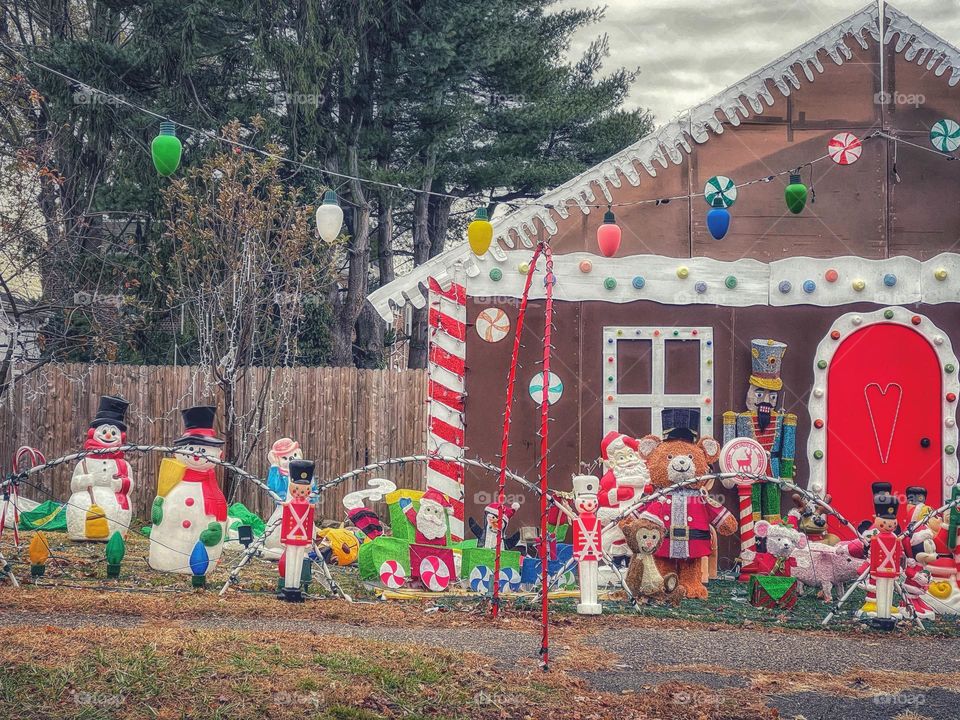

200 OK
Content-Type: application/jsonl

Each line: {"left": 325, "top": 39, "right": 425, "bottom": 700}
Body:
{"left": 634, "top": 408, "right": 738, "bottom": 600}
{"left": 620, "top": 513, "right": 679, "bottom": 602}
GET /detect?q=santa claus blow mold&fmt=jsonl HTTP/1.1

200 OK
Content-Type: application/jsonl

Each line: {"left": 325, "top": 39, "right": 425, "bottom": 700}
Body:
{"left": 399, "top": 489, "right": 453, "bottom": 546}
{"left": 66, "top": 396, "right": 134, "bottom": 541}
{"left": 148, "top": 406, "right": 228, "bottom": 574}
{"left": 597, "top": 431, "right": 651, "bottom": 563}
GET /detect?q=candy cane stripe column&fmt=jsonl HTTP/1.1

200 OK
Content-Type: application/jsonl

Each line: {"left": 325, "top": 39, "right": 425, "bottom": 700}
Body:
{"left": 426, "top": 269, "right": 467, "bottom": 541}
{"left": 738, "top": 485, "right": 755, "bottom": 555}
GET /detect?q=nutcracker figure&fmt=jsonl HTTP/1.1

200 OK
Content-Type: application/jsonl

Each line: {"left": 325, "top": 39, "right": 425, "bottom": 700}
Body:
{"left": 865, "top": 482, "right": 902, "bottom": 625}
{"left": 722, "top": 339, "right": 797, "bottom": 523}
{"left": 280, "top": 459, "right": 316, "bottom": 602}
{"left": 572, "top": 474, "right": 602, "bottom": 615}
{"left": 597, "top": 432, "right": 650, "bottom": 565}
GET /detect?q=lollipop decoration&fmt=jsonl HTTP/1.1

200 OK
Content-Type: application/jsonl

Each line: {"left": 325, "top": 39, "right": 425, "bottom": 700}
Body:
{"left": 703, "top": 175, "right": 737, "bottom": 208}
{"left": 828, "top": 132, "right": 862, "bottom": 165}
{"left": 930, "top": 119, "right": 960, "bottom": 153}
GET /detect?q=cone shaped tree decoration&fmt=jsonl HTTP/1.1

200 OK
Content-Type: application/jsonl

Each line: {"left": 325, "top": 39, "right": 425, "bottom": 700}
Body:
{"left": 706, "top": 196, "right": 731, "bottom": 240}
{"left": 315, "top": 191, "right": 344, "bottom": 242}
{"left": 596, "top": 208, "right": 622, "bottom": 257}
{"left": 105, "top": 531, "right": 126, "bottom": 578}
{"left": 467, "top": 208, "right": 494, "bottom": 256}
{"left": 29, "top": 532, "right": 50, "bottom": 577}
{"left": 151, "top": 121, "right": 183, "bottom": 177}
{"left": 785, "top": 173, "right": 808, "bottom": 214}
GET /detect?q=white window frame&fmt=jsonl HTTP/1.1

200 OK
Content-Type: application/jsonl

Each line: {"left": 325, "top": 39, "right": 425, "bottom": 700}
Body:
{"left": 602, "top": 326, "right": 715, "bottom": 438}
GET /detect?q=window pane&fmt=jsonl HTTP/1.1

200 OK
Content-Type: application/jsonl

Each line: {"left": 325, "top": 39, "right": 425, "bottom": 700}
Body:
{"left": 664, "top": 339, "right": 700, "bottom": 394}
{"left": 618, "top": 407, "right": 652, "bottom": 438}
{"left": 617, "top": 339, "right": 652, "bottom": 394}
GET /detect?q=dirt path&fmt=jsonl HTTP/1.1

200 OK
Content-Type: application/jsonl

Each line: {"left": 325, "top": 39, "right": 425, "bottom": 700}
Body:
{"left": 2, "top": 610, "right": 957, "bottom": 719}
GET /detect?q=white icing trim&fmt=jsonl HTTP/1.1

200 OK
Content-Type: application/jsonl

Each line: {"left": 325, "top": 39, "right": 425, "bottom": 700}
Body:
{"left": 806, "top": 308, "right": 959, "bottom": 506}
{"left": 602, "top": 326, "right": 715, "bottom": 438}
{"left": 769, "top": 256, "right": 921, "bottom": 306}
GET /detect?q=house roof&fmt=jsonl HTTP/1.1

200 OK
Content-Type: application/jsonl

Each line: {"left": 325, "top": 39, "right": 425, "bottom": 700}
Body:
{"left": 367, "top": 3, "right": 960, "bottom": 321}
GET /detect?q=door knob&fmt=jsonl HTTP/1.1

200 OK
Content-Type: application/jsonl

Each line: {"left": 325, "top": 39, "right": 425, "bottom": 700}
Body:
{"left": 920, "top": 437, "right": 931, "bottom": 448}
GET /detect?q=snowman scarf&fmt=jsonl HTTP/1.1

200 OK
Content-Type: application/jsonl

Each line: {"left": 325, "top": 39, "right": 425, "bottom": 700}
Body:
{"left": 82, "top": 437, "right": 131, "bottom": 510}
{"left": 182, "top": 467, "right": 228, "bottom": 522}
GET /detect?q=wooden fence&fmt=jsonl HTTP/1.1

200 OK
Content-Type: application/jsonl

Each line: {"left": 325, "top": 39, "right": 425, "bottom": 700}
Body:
{"left": 0, "top": 364, "right": 428, "bottom": 522}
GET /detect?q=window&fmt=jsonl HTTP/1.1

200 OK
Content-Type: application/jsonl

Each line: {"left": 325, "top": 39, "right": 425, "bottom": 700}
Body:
{"left": 602, "top": 326, "right": 715, "bottom": 438}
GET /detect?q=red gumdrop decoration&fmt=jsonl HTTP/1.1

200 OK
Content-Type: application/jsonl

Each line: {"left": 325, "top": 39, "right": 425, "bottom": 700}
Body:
{"left": 825, "top": 269, "right": 839, "bottom": 283}
{"left": 830, "top": 330, "right": 841, "bottom": 340}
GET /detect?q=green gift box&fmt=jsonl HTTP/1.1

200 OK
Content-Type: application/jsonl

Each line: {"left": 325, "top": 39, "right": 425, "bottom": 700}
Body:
{"left": 358, "top": 536, "right": 412, "bottom": 581}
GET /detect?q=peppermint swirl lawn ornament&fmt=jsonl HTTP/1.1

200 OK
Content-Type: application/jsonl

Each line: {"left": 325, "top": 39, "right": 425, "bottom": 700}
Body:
{"left": 419, "top": 555, "right": 451, "bottom": 591}
{"left": 930, "top": 119, "right": 960, "bottom": 153}
{"left": 703, "top": 175, "right": 737, "bottom": 208}
{"left": 828, "top": 132, "right": 862, "bottom": 165}
{"left": 469, "top": 565, "right": 493, "bottom": 593}
{"left": 379, "top": 559, "right": 406, "bottom": 589}
{"left": 528, "top": 371, "right": 563, "bottom": 405}
{"left": 475, "top": 307, "right": 510, "bottom": 343}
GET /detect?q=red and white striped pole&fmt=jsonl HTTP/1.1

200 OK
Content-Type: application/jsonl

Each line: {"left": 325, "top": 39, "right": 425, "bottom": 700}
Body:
{"left": 426, "top": 266, "right": 467, "bottom": 541}
{"left": 738, "top": 484, "right": 755, "bottom": 556}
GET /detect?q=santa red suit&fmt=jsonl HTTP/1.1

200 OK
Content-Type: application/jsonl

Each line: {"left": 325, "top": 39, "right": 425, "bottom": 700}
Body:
{"left": 596, "top": 432, "right": 650, "bottom": 562}
{"left": 400, "top": 489, "right": 452, "bottom": 547}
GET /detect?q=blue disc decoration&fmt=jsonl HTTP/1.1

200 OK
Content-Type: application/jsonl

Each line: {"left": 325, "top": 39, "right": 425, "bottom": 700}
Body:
{"left": 883, "top": 273, "right": 897, "bottom": 287}
{"left": 778, "top": 280, "right": 792, "bottom": 294}
{"left": 529, "top": 371, "right": 563, "bottom": 405}
{"left": 706, "top": 206, "right": 731, "bottom": 240}
{"left": 469, "top": 565, "right": 493, "bottom": 593}
{"left": 695, "top": 281, "right": 708, "bottom": 294}
{"left": 498, "top": 567, "right": 521, "bottom": 593}
{"left": 632, "top": 276, "right": 645, "bottom": 289}
{"left": 802, "top": 280, "right": 817, "bottom": 294}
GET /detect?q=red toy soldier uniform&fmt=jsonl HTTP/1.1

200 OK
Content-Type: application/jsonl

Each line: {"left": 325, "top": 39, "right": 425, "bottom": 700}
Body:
{"left": 572, "top": 475, "right": 602, "bottom": 615}
{"left": 866, "top": 482, "right": 902, "bottom": 625}
{"left": 280, "top": 459, "right": 316, "bottom": 602}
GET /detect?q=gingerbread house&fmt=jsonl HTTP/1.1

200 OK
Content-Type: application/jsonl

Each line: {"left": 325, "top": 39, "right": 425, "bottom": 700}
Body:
{"left": 367, "top": 4, "right": 960, "bottom": 560}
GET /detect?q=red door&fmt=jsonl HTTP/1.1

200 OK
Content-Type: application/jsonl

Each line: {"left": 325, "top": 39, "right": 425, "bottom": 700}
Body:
{"left": 827, "top": 323, "right": 941, "bottom": 535}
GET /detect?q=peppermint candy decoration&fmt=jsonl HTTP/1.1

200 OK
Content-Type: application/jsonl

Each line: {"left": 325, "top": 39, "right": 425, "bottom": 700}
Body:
{"left": 379, "top": 560, "right": 406, "bottom": 589}
{"left": 419, "top": 555, "right": 451, "bottom": 592}
{"left": 931, "top": 119, "right": 960, "bottom": 152}
{"left": 498, "top": 567, "right": 521, "bottom": 593}
{"left": 469, "top": 565, "right": 493, "bottom": 593}
{"left": 476, "top": 307, "right": 510, "bottom": 343}
{"left": 703, "top": 175, "right": 737, "bottom": 208}
{"left": 828, "top": 132, "right": 862, "bottom": 165}
{"left": 529, "top": 371, "right": 563, "bottom": 405}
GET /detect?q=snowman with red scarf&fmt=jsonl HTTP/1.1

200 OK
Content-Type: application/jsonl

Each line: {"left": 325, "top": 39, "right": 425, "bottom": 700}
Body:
{"left": 66, "top": 396, "right": 134, "bottom": 541}
{"left": 148, "top": 406, "right": 228, "bottom": 574}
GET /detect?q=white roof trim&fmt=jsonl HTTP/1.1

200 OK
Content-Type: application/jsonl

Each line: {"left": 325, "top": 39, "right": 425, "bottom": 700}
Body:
{"left": 368, "top": 3, "right": 960, "bottom": 321}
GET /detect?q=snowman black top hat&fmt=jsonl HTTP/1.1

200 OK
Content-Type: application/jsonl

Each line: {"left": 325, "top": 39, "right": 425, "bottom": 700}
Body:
{"left": 91, "top": 395, "right": 129, "bottom": 431}
{"left": 174, "top": 405, "right": 225, "bottom": 447}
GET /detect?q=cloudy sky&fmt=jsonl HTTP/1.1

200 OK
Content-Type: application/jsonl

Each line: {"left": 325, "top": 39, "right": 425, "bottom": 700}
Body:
{"left": 556, "top": 0, "right": 960, "bottom": 124}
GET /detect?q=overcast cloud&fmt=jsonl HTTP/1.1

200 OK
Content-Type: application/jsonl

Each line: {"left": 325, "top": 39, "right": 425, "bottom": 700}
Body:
{"left": 556, "top": 0, "right": 960, "bottom": 124}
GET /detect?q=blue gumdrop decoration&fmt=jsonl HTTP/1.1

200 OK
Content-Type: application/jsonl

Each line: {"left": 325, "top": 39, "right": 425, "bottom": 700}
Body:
{"left": 803, "top": 280, "right": 817, "bottom": 294}
{"left": 883, "top": 273, "right": 897, "bottom": 287}
{"left": 706, "top": 207, "right": 731, "bottom": 240}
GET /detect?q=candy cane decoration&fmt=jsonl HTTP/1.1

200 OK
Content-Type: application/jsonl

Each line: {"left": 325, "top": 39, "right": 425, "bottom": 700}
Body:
{"left": 426, "top": 264, "right": 467, "bottom": 541}
{"left": 738, "top": 485, "right": 755, "bottom": 555}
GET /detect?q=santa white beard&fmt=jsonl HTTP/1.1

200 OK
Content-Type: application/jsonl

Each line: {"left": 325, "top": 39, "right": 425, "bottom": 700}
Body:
{"left": 416, "top": 505, "right": 447, "bottom": 540}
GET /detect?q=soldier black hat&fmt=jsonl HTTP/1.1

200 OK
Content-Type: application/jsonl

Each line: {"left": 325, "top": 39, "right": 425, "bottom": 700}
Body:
{"left": 288, "top": 459, "right": 315, "bottom": 486}
{"left": 905, "top": 486, "right": 928, "bottom": 505}
{"left": 872, "top": 481, "right": 899, "bottom": 519}
{"left": 662, "top": 408, "right": 700, "bottom": 443}
{"left": 173, "top": 405, "right": 224, "bottom": 447}
{"left": 91, "top": 395, "right": 129, "bottom": 431}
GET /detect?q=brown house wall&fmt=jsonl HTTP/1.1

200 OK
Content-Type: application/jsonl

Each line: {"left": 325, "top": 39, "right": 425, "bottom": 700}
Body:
{"left": 463, "top": 297, "right": 960, "bottom": 564}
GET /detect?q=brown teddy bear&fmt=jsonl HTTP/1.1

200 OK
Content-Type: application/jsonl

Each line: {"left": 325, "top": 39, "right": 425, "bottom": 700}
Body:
{"left": 636, "top": 408, "right": 739, "bottom": 600}
{"left": 620, "top": 514, "right": 679, "bottom": 602}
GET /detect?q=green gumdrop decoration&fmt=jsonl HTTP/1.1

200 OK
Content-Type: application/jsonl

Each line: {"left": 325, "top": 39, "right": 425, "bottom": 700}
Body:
{"left": 784, "top": 173, "right": 808, "bottom": 215}
{"left": 152, "top": 121, "right": 182, "bottom": 177}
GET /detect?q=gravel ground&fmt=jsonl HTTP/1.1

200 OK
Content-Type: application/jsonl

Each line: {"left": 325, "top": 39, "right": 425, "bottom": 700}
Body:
{"left": 3, "top": 609, "right": 958, "bottom": 719}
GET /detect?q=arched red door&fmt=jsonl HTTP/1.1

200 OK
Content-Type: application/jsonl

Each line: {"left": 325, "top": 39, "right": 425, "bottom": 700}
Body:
{"left": 826, "top": 323, "right": 942, "bottom": 533}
